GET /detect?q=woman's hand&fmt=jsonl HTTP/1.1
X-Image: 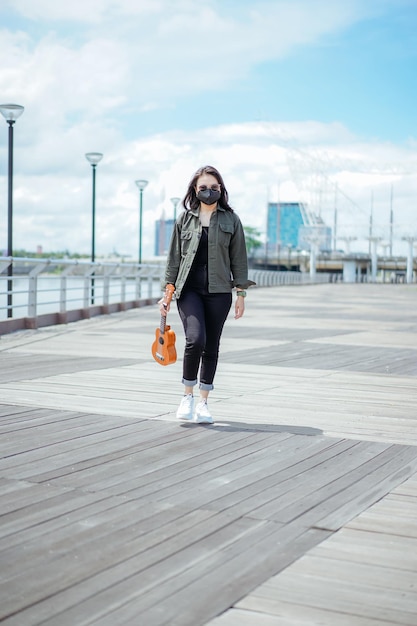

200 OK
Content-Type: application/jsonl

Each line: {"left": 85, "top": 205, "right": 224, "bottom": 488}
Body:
{"left": 234, "top": 295, "right": 245, "bottom": 319}
{"left": 158, "top": 298, "right": 170, "bottom": 317}
{"left": 158, "top": 284, "right": 175, "bottom": 316}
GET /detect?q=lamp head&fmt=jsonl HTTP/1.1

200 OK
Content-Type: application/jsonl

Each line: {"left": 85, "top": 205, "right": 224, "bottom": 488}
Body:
{"left": 135, "top": 179, "right": 148, "bottom": 191}
{"left": 170, "top": 196, "right": 180, "bottom": 205}
{"left": 85, "top": 152, "right": 103, "bottom": 165}
{"left": 0, "top": 104, "right": 24, "bottom": 122}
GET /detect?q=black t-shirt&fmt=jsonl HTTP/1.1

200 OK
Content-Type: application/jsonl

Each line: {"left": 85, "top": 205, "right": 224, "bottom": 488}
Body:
{"left": 184, "top": 227, "right": 209, "bottom": 290}
{"left": 193, "top": 227, "right": 208, "bottom": 267}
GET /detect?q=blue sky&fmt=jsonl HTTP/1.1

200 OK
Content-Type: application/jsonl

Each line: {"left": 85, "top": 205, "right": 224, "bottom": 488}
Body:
{"left": 0, "top": 0, "right": 416, "bottom": 258}
{"left": 136, "top": 2, "right": 417, "bottom": 142}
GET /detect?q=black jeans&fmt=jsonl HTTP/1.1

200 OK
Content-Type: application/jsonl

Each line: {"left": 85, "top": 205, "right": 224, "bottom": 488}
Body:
{"left": 177, "top": 287, "right": 232, "bottom": 391}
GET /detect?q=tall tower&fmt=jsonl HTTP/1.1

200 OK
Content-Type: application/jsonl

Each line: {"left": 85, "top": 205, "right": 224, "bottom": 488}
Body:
{"left": 154, "top": 211, "right": 175, "bottom": 256}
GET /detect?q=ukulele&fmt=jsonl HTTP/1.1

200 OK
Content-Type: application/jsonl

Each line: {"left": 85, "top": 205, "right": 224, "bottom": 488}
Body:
{"left": 152, "top": 283, "right": 177, "bottom": 366}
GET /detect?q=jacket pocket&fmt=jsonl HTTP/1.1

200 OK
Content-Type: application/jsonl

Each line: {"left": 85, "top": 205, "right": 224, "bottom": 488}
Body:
{"left": 218, "top": 223, "right": 234, "bottom": 246}
{"left": 180, "top": 230, "right": 193, "bottom": 255}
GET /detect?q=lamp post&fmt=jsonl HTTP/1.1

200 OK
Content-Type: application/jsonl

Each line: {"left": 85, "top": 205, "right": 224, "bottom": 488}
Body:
{"left": 170, "top": 196, "right": 180, "bottom": 222}
{"left": 287, "top": 243, "right": 292, "bottom": 270}
{"left": 306, "top": 231, "right": 322, "bottom": 279}
{"left": 135, "top": 179, "right": 148, "bottom": 263}
{"left": 402, "top": 236, "right": 416, "bottom": 284}
{"left": 85, "top": 152, "right": 103, "bottom": 304}
{"left": 339, "top": 236, "right": 357, "bottom": 254}
{"left": 367, "top": 236, "right": 382, "bottom": 283}
{"left": 0, "top": 104, "right": 24, "bottom": 318}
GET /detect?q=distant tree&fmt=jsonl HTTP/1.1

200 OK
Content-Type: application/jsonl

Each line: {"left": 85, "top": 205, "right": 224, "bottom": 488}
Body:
{"left": 243, "top": 226, "right": 262, "bottom": 258}
{"left": 11, "top": 249, "right": 90, "bottom": 259}
{"left": 13, "top": 249, "right": 29, "bottom": 257}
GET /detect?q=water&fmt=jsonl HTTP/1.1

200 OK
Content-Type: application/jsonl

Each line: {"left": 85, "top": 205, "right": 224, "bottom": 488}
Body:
{"left": 0, "top": 275, "right": 162, "bottom": 320}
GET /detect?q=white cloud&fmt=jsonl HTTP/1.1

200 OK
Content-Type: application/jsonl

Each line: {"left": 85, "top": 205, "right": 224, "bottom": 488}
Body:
{"left": 0, "top": 0, "right": 377, "bottom": 125}
{"left": 0, "top": 1, "right": 415, "bottom": 259}
{"left": 4, "top": 0, "right": 162, "bottom": 23}
{"left": 2, "top": 120, "right": 416, "bottom": 259}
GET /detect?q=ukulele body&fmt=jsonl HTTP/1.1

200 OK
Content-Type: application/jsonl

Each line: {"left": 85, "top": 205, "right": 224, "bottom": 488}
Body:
{"left": 152, "top": 324, "right": 177, "bottom": 366}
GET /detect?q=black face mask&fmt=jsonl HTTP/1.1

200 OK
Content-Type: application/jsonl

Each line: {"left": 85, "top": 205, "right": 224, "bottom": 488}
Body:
{"left": 196, "top": 189, "right": 221, "bottom": 205}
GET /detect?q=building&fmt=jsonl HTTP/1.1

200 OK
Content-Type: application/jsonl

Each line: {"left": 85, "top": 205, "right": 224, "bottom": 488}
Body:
{"left": 267, "top": 202, "right": 332, "bottom": 254}
{"left": 298, "top": 219, "right": 332, "bottom": 252}
{"left": 154, "top": 217, "right": 174, "bottom": 256}
{"left": 267, "top": 202, "right": 304, "bottom": 253}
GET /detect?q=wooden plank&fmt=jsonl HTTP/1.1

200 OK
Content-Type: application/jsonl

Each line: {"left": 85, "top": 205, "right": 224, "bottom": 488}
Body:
{"left": 1, "top": 284, "right": 417, "bottom": 625}
{"left": 209, "top": 609, "right": 298, "bottom": 626}
{"left": 0, "top": 489, "right": 111, "bottom": 539}
{"left": 100, "top": 432, "right": 336, "bottom": 503}
{"left": 313, "top": 527, "right": 417, "bottom": 571}
{"left": 0, "top": 415, "right": 149, "bottom": 455}
{"left": 247, "top": 443, "right": 405, "bottom": 524}
{"left": 313, "top": 446, "right": 417, "bottom": 530}
{"left": 0, "top": 353, "right": 138, "bottom": 383}
{"left": 94, "top": 527, "right": 330, "bottom": 626}
{"left": 0, "top": 510, "right": 265, "bottom": 623}
{"left": 199, "top": 440, "right": 372, "bottom": 516}
{"left": 221, "top": 342, "right": 417, "bottom": 375}
{"left": 243, "top": 566, "right": 417, "bottom": 625}
{"left": 0, "top": 481, "right": 71, "bottom": 516}
{"left": 263, "top": 553, "right": 417, "bottom": 593}
{"left": 44, "top": 430, "right": 292, "bottom": 494}
{"left": 208, "top": 606, "right": 398, "bottom": 626}
{"left": 0, "top": 491, "right": 152, "bottom": 553}
{"left": 348, "top": 495, "right": 417, "bottom": 537}
{"left": 391, "top": 474, "right": 417, "bottom": 497}
{"left": 0, "top": 500, "right": 205, "bottom": 581}
{"left": 0, "top": 430, "right": 412, "bottom": 620}
{"left": 0, "top": 419, "right": 192, "bottom": 477}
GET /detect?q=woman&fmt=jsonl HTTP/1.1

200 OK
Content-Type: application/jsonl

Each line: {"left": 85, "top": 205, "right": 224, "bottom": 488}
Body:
{"left": 160, "top": 165, "right": 255, "bottom": 424}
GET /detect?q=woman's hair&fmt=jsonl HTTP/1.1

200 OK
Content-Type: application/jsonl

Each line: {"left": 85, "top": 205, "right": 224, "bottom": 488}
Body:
{"left": 183, "top": 165, "right": 233, "bottom": 212}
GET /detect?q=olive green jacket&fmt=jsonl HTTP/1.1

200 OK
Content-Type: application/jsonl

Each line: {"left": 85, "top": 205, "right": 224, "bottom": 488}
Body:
{"left": 164, "top": 206, "right": 255, "bottom": 298}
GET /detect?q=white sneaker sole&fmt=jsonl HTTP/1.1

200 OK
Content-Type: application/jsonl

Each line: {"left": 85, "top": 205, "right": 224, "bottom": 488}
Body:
{"left": 194, "top": 415, "right": 214, "bottom": 424}
{"left": 177, "top": 414, "right": 193, "bottom": 421}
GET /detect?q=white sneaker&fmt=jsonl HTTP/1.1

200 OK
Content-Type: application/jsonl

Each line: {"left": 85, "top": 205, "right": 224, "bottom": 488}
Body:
{"left": 194, "top": 400, "right": 214, "bottom": 424}
{"left": 176, "top": 394, "right": 194, "bottom": 421}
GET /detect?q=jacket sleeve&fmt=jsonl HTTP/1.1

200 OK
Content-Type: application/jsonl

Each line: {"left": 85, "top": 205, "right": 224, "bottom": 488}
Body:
{"left": 229, "top": 215, "right": 256, "bottom": 289}
{"left": 162, "top": 215, "right": 182, "bottom": 289}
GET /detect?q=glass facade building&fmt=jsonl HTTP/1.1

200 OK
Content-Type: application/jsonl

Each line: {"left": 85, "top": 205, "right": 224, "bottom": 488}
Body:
{"left": 267, "top": 202, "right": 305, "bottom": 252}
{"left": 267, "top": 202, "right": 332, "bottom": 253}
{"left": 154, "top": 218, "right": 174, "bottom": 256}
{"left": 298, "top": 224, "right": 332, "bottom": 252}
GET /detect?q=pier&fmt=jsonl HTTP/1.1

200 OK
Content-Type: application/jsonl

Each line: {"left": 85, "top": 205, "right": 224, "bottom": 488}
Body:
{"left": 1, "top": 283, "right": 417, "bottom": 625}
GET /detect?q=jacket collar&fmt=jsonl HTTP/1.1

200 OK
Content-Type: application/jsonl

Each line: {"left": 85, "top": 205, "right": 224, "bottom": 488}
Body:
{"left": 188, "top": 204, "right": 225, "bottom": 218}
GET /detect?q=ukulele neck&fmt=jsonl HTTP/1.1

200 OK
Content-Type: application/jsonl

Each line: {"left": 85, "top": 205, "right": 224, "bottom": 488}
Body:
{"left": 160, "top": 313, "right": 167, "bottom": 334}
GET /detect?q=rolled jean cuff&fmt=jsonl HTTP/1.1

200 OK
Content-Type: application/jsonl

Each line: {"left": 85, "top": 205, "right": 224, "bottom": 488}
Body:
{"left": 182, "top": 377, "right": 198, "bottom": 387}
{"left": 199, "top": 382, "right": 214, "bottom": 391}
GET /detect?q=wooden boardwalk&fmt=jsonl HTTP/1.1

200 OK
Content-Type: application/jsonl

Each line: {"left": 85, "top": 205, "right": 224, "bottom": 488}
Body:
{"left": 0, "top": 283, "right": 417, "bottom": 625}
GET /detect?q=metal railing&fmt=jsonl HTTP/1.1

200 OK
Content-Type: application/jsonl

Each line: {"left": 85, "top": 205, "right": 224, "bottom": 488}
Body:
{"left": 0, "top": 257, "right": 164, "bottom": 334}
{"left": 0, "top": 257, "right": 332, "bottom": 335}
{"left": 249, "top": 269, "right": 332, "bottom": 287}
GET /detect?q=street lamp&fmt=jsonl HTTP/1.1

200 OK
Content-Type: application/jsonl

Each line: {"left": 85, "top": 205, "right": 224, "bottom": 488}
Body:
{"left": 135, "top": 179, "right": 148, "bottom": 263}
{"left": 170, "top": 196, "right": 181, "bottom": 222}
{"left": 0, "top": 104, "right": 24, "bottom": 318}
{"left": 85, "top": 152, "right": 103, "bottom": 304}
{"left": 287, "top": 243, "right": 292, "bottom": 269}
{"left": 402, "top": 236, "right": 417, "bottom": 284}
{"left": 367, "top": 236, "right": 382, "bottom": 283}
